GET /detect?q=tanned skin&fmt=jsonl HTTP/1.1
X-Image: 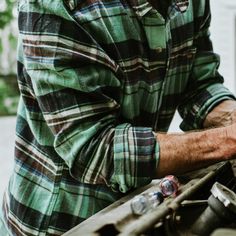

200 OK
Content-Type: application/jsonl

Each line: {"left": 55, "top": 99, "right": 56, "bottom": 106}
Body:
{"left": 155, "top": 100, "right": 236, "bottom": 177}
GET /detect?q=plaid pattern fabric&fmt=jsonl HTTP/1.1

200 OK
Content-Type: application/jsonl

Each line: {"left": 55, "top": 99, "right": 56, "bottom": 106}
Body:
{"left": 1, "top": 0, "right": 235, "bottom": 235}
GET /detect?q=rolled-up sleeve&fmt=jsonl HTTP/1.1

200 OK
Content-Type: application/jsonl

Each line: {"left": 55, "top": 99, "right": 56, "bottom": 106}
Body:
{"left": 111, "top": 124, "right": 159, "bottom": 193}
{"left": 178, "top": 0, "right": 235, "bottom": 131}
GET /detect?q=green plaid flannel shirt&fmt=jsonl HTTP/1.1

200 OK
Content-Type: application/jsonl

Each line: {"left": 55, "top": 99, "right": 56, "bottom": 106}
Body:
{"left": 1, "top": 0, "right": 235, "bottom": 235}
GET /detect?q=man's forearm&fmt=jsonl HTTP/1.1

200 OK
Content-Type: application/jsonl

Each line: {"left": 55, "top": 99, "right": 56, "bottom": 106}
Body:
{"left": 155, "top": 124, "right": 236, "bottom": 177}
{"left": 203, "top": 100, "right": 236, "bottom": 128}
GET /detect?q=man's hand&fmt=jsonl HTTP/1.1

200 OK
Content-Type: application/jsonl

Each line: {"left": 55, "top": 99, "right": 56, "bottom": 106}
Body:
{"left": 203, "top": 100, "right": 236, "bottom": 128}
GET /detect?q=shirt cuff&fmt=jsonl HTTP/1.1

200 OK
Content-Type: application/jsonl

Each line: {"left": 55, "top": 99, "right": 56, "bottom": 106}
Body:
{"left": 180, "top": 84, "right": 236, "bottom": 131}
{"left": 110, "top": 123, "right": 159, "bottom": 193}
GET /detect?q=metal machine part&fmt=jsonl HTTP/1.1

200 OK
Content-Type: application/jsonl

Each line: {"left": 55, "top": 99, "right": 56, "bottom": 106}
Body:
{"left": 130, "top": 191, "right": 164, "bottom": 215}
{"left": 63, "top": 161, "right": 236, "bottom": 236}
{"left": 211, "top": 228, "right": 236, "bottom": 236}
{"left": 190, "top": 182, "right": 236, "bottom": 236}
{"left": 159, "top": 175, "right": 180, "bottom": 197}
{"left": 120, "top": 162, "right": 236, "bottom": 236}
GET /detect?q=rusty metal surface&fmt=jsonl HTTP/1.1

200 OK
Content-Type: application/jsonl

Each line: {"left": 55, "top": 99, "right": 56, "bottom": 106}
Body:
{"left": 63, "top": 161, "right": 236, "bottom": 236}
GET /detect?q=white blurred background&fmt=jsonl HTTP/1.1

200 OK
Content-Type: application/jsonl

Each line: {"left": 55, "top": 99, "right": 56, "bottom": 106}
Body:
{"left": 0, "top": 0, "right": 236, "bottom": 200}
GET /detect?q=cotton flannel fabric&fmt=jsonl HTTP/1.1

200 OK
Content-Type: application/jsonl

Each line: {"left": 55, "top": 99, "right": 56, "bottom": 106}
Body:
{"left": 1, "top": 0, "right": 235, "bottom": 235}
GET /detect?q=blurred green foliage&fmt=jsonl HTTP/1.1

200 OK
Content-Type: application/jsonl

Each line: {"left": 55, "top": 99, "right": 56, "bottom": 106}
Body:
{"left": 0, "top": 0, "right": 15, "bottom": 29}
{"left": 0, "top": 0, "right": 19, "bottom": 116}
{"left": 0, "top": 75, "right": 19, "bottom": 116}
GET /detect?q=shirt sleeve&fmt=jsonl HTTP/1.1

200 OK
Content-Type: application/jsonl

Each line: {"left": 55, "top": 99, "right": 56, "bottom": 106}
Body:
{"left": 111, "top": 124, "right": 158, "bottom": 193}
{"left": 178, "top": 0, "right": 236, "bottom": 131}
{"left": 19, "top": 1, "right": 159, "bottom": 193}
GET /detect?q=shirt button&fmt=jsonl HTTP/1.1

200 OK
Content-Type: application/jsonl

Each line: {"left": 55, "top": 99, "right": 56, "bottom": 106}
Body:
{"left": 64, "top": 0, "right": 76, "bottom": 11}
{"left": 156, "top": 47, "right": 163, "bottom": 53}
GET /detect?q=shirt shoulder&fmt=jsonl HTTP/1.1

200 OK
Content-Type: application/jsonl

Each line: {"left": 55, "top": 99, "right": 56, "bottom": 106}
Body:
{"left": 191, "top": 0, "right": 210, "bottom": 17}
{"left": 18, "top": 0, "right": 74, "bottom": 21}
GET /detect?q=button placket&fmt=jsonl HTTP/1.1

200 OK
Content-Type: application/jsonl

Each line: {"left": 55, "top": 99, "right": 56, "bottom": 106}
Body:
{"left": 142, "top": 15, "right": 166, "bottom": 50}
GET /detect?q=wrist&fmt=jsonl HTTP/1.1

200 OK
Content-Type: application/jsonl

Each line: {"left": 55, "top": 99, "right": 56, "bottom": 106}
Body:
{"left": 221, "top": 124, "right": 236, "bottom": 159}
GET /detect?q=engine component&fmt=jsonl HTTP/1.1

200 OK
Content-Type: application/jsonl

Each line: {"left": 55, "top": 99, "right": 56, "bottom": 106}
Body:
{"left": 130, "top": 191, "right": 164, "bottom": 215}
{"left": 190, "top": 182, "right": 236, "bottom": 236}
{"left": 159, "top": 175, "right": 180, "bottom": 197}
